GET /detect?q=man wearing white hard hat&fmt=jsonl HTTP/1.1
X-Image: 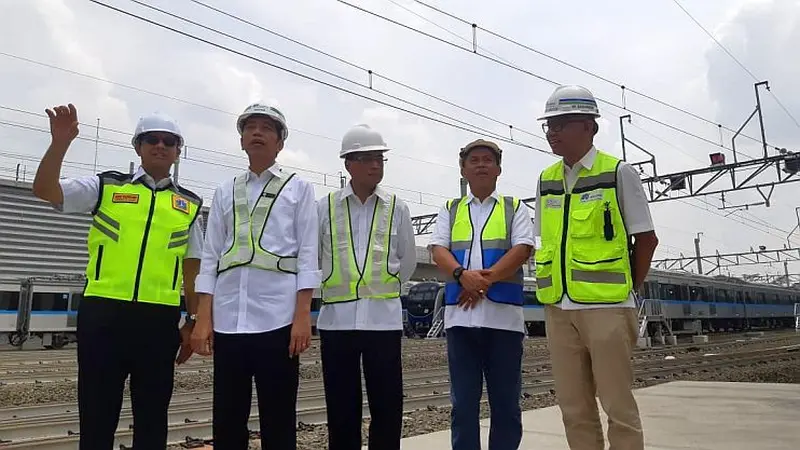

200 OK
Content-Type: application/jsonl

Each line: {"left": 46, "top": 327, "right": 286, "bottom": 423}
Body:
{"left": 534, "top": 85, "right": 659, "bottom": 450}
{"left": 316, "top": 124, "right": 416, "bottom": 450}
{"left": 192, "top": 102, "right": 321, "bottom": 448}
{"left": 32, "top": 104, "right": 204, "bottom": 448}
{"left": 429, "top": 139, "right": 534, "bottom": 450}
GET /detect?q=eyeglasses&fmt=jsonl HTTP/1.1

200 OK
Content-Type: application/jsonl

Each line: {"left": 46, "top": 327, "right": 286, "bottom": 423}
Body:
{"left": 350, "top": 154, "right": 387, "bottom": 164}
{"left": 141, "top": 134, "right": 179, "bottom": 147}
{"left": 541, "top": 119, "right": 587, "bottom": 134}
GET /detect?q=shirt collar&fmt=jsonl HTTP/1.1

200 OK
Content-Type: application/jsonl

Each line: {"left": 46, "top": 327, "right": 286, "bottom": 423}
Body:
{"left": 565, "top": 145, "right": 597, "bottom": 173}
{"left": 247, "top": 163, "right": 285, "bottom": 182}
{"left": 465, "top": 189, "right": 502, "bottom": 204}
{"left": 132, "top": 165, "right": 174, "bottom": 189}
{"left": 339, "top": 182, "right": 391, "bottom": 203}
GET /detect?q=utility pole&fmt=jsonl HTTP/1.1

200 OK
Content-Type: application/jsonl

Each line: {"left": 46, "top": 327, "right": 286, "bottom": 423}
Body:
{"left": 694, "top": 232, "right": 703, "bottom": 275}
{"left": 459, "top": 177, "right": 468, "bottom": 197}
{"left": 173, "top": 156, "right": 180, "bottom": 184}
{"left": 785, "top": 261, "right": 790, "bottom": 287}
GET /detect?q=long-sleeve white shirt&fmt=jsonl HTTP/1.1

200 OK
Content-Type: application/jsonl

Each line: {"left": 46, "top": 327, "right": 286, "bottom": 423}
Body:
{"left": 428, "top": 190, "right": 535, "bottom": 334}
{"left": 195, "top": 164, "right": 322, "bottom": 334}
{"left": 316, "top": 184, "right": 417, "bottom": 331}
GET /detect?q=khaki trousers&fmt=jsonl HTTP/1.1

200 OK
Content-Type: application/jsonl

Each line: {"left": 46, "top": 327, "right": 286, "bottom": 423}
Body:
{"left": 544, "top": 305, "right": 644, "bottom": 450}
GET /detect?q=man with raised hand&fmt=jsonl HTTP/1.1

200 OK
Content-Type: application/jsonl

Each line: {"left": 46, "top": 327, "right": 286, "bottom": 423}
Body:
{"left": 33, "top": 104, "right": 203, "bottom": 449}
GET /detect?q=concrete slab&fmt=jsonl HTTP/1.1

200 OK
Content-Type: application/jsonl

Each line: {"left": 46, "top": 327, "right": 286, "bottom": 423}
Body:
{"left": 395, "top": 381, "right": 800, "bottom": 450}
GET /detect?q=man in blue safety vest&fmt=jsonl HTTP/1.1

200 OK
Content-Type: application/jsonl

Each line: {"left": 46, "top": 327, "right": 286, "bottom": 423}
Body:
{"left": 429, "top": 139, "right": 534, "bottom": 450}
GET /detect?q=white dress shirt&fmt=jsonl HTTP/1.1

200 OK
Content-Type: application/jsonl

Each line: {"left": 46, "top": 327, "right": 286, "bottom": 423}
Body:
{"left": 58, "top": 165, "right": 204, "bottom": 259}
{"left": 195, "top": 164, "right": 322, "bottom": 334}
{"left": 533, "top": 146, "right": 655, "bottom": 310}
{"left": 428, "top": 191, "right": 535, "bottom": 334}
{"left": 316, "top": 184, "right": 417, "bottom": 331}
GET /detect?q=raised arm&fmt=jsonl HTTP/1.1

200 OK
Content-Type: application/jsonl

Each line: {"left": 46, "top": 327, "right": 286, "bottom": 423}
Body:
{"left": 32, "top": 104, "right": 80, "bottom": 205}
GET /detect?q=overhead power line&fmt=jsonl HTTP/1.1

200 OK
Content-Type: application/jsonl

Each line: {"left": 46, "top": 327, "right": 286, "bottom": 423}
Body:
{"left": 0, "top": 53, "right": 534, "bottom": 193}
{"left": 186, "top": 0, "right": 543, "bottom": 143}
{"left": 670, "top": 0, "right": 800, "bottom": 129}
{"left": 337, "top": 0, "right": 783, "bottom": 157}
{"left": 98, "top": 0, "right": 553, "bottom": 158}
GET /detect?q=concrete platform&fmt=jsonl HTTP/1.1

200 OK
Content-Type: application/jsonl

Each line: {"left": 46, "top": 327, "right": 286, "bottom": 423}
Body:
{"left": 396, "top": 381, "right": 800, "bottom": 449}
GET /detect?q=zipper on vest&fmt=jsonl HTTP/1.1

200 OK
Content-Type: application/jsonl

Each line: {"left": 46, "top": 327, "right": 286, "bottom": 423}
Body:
{"left": 95, "top": 245, "right": 104, "bottom": 281}
{"left": 132, "top": 190, "right": 157, "bottom": 302}
{"left": 560, "top": 195, "right": 571, "bottom": 299}
{"left": 171, "top": 256, "right": 180, "bottom": 290}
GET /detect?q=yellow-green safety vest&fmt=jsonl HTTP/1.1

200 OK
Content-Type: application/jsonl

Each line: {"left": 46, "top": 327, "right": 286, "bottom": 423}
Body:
{"left": 320, "top": 191, "right": 401, "bottom": 303}
{"left": 217, "top": 171, "right": 298, "bottom": 274}
{"left": 535, "top": 149, "right": 633, "bottom": 304}
{"left": 444, "top": 195, "right": 525, "bottom": 306}
{"left": 84, "top": 170, "right": 202, "bottom": 306}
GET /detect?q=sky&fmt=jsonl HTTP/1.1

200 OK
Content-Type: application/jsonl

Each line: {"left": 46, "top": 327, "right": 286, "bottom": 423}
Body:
{"left": 1, "top": 0, "right": 799, "bottom": 280}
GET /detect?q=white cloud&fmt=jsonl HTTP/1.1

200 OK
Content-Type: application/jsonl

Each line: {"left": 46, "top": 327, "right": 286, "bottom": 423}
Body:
{"left": 1, "top": 0, "right": 798, "bottom": 279}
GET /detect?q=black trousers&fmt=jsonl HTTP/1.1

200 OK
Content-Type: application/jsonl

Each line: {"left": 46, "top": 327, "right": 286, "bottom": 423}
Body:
{"left": 320, "top": 330, "right": 403, "bottom": 450}
{"left": 212, "top": 325, "right": 300, "bottom": 449}
{"left": 77, "top": 296, "right": 180, "bottom": 450}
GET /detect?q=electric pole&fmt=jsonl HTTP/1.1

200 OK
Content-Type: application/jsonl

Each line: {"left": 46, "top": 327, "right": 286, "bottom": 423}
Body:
{"left": 694, "top": 232, "right": 703, "bottom": 274}
{"left": 460, "top": 177, "right": 468, "bottom": 197}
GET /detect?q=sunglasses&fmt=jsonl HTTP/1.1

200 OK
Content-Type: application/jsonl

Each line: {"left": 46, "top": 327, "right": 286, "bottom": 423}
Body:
{"left": 140, "top": 134, "right": 179, "bottom": 147}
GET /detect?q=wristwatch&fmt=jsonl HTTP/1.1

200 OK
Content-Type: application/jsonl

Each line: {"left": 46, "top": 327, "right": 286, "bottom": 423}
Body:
{"left": 452, "top": 266, "right": 465, "bottom": 284}
{"left": 185, "top": 313, "right": 198, "bottom": 325}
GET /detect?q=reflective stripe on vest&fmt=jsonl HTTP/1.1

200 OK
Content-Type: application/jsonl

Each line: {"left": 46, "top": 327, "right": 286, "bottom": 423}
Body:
{"left": 217, "top": 171, "right": 298, "bottom": 274}
{"left": 83, "top": 171, "right": 202, "bottom": 306}
{"left": 443, "top": 195, "right": 524, "bottom": 306}
{"left": 321, "top": 192, "right": 401, "bottom": 303}
{"left": 535, "top": 150, "right": 633, "bottom": 304}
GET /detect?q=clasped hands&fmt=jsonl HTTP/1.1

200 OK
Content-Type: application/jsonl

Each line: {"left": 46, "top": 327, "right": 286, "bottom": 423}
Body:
{"left": 457, "top": 269, "right": 495, "bottom": 309}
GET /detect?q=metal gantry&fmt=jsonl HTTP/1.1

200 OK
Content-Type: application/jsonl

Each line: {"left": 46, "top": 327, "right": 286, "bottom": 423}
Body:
{"left": 410, "top": 80, "right": 799, "bottom": 236}
{"left": 652, "top": 247, "right": 800, "bottom": 276}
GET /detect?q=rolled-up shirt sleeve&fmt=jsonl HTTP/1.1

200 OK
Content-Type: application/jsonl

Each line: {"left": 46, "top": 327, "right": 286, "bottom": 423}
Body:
{"left": 426, "top": 203, "right": 452, "bottom": 249}
{"left": 58, "top": 175, "right": 100, "bottom": 213}
{"left": 617, "top": 162, "right": 655, "bottom": 235}
{"left": 294, "top": 179, "right": 322, "bottom": 291}
{"left": 511, "top": 201, "right": 535, "bottom": 247}
{"left": 185, "top": 214, "right": 205, "bottom": 260}
{"left": 195, "top": 186, "right": 226, "bottom": 295}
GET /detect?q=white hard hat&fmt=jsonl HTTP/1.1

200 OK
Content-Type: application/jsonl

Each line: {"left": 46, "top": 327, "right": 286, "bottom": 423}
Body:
{"left": 237, "top": 102, "right": 288, "bottom": 141}
{"left": 131, "top": 112, "right": 184, "bottom": 147}
{"left": 537, "top": 85, "right": 601, "bottom": 120}
{"left": 340, "top": 124, "right": 390, "bottom": 158}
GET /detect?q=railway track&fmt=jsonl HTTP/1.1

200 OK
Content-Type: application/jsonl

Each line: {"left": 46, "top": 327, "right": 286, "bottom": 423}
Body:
{"left": 1, "top": 332, "right": 795, "bottom": 384}
{"left": 1, "top": 344, "right": 797, "bottom": 448}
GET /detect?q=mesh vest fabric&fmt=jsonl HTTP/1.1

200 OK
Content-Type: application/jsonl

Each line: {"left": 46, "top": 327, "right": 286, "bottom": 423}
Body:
{"left": 443, "top": 195, "right": 524, "bottom": 306}
{"left": 217, "top": 171, "right": 299, "bottom": 274}
{"left": 320, "top": 192, "right": 402, "bottom": 303}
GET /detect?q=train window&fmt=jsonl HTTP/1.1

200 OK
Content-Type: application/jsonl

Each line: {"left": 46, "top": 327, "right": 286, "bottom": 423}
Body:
{"left": 756, "top": 293, "right": 766, "bottom": 304}
{"left": 689, "top": 286, "right": 706, "bottom": 302}
{"left": 70, "top": 293, "right": 82, "bottom": 311}
{"left": 715, "top": 289, "right": 729, "bottom": 303}
{"left": 0, "top": 291, "right": 20, "bottom": 310}
{"left": 735, "top": 291, "right": 743, "bottom": 304}
{"left": 745, "top": 292, "right": 753, "bottom": 304}
{"left": 659, "top": 284, "right": 679, "bottom": 300}
{"left": 32, "top": 293, "right": 69, "bottom": 311}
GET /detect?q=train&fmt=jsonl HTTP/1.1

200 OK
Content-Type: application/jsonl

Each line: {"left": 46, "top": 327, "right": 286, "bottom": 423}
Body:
{"left": 0, "top": 278, "right": 411, "bottom": 349}
{"left": 405, "top": 269, "right": 800, "bottom": 338}
{"left": 2, "top": 269, "right": 798, "bottom": 349}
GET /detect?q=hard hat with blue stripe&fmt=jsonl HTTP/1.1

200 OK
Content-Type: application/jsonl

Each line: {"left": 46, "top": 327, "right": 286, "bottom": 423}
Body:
{"left": 537, "top": 85, "right": 601, "bottom": 120}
